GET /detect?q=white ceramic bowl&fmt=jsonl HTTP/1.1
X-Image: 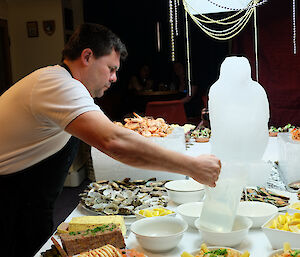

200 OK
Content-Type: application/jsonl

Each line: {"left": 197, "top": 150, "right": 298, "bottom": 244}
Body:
{"left": 237, "top": 201, "right": 278, "bottom": 228}
{"left": 194, "top": 216, "right": 253, "bottom": 247}
{"left": 268, "top": 248, "right": 300, "bottom": 257}
{"left": 177, "top": 202, "right": 203, "bottom": 228}
{"left": 164, "top": 180, "right": 205, "bottom": 204}
{"left": 134, "top": 207, "right": 176, "bottom": 220}
{"left": 130, "top": 216, "right": 188, "bottom": 252}
{"left": 287, "top": 202, "right": 300, "bottom": 214}
{"left": 190, "top": 246, "right": 243, "bottom": 256}
{"left": 262, "top": 213, "right": 300, "bottom": 249}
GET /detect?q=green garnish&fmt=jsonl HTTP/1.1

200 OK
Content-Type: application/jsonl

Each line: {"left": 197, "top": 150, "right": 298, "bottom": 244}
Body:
{"left": 290, "top": 250, "right": 300, "bottom": 257}
{"left": 69, "top": 224, "right": 117, "bottom": 236}
{"left": 204, "top": 248, "right": 228, "bottom": 256}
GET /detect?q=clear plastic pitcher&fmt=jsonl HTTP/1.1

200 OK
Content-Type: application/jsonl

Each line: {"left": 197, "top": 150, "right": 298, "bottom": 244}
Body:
{"left": 199, "top": 162, "right": 247, "bottom": 232}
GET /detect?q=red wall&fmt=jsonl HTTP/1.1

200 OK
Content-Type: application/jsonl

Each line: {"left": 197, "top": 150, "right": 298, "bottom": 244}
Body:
{"left": 232, "top": 0, "right": 300, "bottom": 126}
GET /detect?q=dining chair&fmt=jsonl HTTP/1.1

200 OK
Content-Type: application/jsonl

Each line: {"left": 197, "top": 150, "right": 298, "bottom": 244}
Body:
{"left": 145, "top": 100, "right": 187, "bottom": 125}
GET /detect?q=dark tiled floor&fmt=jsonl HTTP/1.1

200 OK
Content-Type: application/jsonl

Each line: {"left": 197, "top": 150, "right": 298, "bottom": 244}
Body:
{"left": 52, "top": 178, "right": 91, "bottom": 232}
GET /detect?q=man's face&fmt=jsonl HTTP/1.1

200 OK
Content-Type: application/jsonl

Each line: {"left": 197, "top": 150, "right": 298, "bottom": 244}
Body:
{"left": 85, "top": 49, "right": 120, "bottom": 98}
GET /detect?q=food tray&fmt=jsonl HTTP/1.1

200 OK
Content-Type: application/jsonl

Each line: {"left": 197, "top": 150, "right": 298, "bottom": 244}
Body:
{"left": 79, "top": 178, "right": 169, "bottom": 217}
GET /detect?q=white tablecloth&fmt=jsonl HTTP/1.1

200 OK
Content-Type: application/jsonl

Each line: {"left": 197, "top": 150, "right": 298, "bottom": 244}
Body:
{"left": 35, "top": 137, "right": 298, "bottom": 257}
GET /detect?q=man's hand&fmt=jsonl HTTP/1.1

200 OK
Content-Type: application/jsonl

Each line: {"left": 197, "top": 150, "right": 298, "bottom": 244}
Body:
{"left": 189, "top": 154, "right": 221, "bottom": 187}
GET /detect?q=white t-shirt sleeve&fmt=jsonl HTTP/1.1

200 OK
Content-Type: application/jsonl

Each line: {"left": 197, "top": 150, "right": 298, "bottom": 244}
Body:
{"left": 31, "top": 72, "right": 101, "bottom": 129}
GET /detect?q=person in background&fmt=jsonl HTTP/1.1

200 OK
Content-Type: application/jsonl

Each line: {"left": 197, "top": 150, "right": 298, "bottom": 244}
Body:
{"left": 171, "top": 61, "right": 202, "bottom": 118}
{"left": 199, "top": 95, "right": 211, "bottom": 128}
{"left": 0, "top": 23, "right": 221, "bottom": 257}
{"left": 199, "top": 107, "right": 210, "bottom": 128}
{"left": 128, "top": 64, "right": 154, "bottom": 92}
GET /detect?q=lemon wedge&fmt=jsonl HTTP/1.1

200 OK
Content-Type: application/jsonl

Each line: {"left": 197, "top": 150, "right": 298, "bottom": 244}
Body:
{"left": 181, "top": 251, "right": 194, "bottom": 257}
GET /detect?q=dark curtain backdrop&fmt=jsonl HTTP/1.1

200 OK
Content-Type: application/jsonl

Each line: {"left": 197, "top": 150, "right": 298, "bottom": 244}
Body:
{"left": 83, "top": 0, "right": 229, "bottom": 120}
{"left": 231, "top": 0, "right": 300, "bottom": 126}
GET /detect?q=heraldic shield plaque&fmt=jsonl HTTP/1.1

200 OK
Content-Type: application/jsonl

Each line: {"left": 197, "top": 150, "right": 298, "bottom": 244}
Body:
{"left": 43, "top": 20, "right": 55, "bottom": 36}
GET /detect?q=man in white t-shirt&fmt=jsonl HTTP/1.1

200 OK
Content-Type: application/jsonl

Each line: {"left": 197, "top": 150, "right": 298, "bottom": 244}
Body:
{"left": 0, "top": 23, "right": 221, "bottom": 257}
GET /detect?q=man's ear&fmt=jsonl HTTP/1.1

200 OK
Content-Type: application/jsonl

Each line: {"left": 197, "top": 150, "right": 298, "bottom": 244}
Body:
{"left": 81, "top": 48, "right": 93, "bottom": 66}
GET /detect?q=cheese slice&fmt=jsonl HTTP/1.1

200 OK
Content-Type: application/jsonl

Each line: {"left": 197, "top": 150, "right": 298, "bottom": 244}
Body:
{"left": 68, "top": 215, "right": 126, "bottom": 236}
{"left": 57, "top": 222, "right": 69, "bottom": 234}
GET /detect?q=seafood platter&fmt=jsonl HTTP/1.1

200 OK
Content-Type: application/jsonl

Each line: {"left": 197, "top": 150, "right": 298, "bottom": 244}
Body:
{"left": 79, "top": 178, "right": 169, "bottom": 216}
{"left": 268, "top": 124, "right": 295, "bottom": 137}
{"left": 114, "top": 112, "right": 173, "bottom": 138}
{"left": 114, "top": 113, "right": 185, "bottom": 152}
{"left": 241, "top": 187, "right": 290, "bottom": 208}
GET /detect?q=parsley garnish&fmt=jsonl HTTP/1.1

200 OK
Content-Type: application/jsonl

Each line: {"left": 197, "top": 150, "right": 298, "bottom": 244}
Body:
{"left": 290, "top": 250, "right": 300, "bottom": 257}
{"left": 204, "top": 248, "right": 228, "bottom": 256}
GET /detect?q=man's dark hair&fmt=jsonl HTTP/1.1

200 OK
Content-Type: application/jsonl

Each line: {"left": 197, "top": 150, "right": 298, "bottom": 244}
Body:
{"left": 62, "top": 23, "right": 128, "bottom": 61}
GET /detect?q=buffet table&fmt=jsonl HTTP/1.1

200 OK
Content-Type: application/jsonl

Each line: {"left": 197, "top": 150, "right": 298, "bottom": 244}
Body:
{"left": 35, "top": 137, "right": 298, "bottom": 257}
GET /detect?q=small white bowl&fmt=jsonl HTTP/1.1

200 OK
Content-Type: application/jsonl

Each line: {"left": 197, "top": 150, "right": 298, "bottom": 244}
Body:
{"left": 194, "top": 216, "right": 252, "bottom": 247}
{"left": 164, "top": 180, "right": 205, "bottom": 204}
{"left": 190, "top": 246, "right": 243, "bottom": 256}
{"left": 262, "top": 213, "right": 300, "bottom": 249}
{"left": 287, "top": 202, "right": 300, "bottom": 214}
{"left": 237, "top": 201, "right": 278, "bottom": 228}
{"left": 130, "top": 216, "right": 188, "bottom": 252}
{"left": 177, "top": 202, "right": 203, "bottom": 228}
{"left": 135, "top": 207, "right": 176, "bottom": 220}
{"left": 268, "top": 248, "right": 300, "bottom": 257}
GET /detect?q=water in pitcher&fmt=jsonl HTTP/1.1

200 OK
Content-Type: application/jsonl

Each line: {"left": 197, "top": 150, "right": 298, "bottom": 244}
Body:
{"left": 199, "top": 56, "right": 270, "bottom": 232}
{"left": 199, "top": 163, "right": 247, "bottom": 232}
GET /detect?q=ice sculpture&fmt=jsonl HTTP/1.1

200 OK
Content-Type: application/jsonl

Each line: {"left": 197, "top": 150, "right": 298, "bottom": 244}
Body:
{"left": 209, "top": 56, "right": 269, "bottom": 162}
{"left": 199, "top": 56, "right": 270, "bottom": 232}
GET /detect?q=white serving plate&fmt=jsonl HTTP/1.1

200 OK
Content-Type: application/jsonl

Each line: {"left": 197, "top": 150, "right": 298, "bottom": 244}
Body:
{"left": 190, "top": 246, "right": 242, "bottom": 256}
{"left": 268, "top": 248, "right": 300, "bottom": 257}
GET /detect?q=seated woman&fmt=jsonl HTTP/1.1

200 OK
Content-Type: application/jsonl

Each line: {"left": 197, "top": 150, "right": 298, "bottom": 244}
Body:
{"left": 128, "top": 64, "right": 154, "bottom": 93}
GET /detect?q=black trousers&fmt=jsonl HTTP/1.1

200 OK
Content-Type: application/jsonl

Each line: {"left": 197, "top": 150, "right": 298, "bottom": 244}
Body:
{"left": 0, "top": 136, "right": 80, "bottom": 257}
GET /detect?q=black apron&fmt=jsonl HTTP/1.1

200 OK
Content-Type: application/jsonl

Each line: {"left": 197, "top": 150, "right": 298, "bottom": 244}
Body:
{"left": 0, "top": 63, "right": 80, "bottom": 257}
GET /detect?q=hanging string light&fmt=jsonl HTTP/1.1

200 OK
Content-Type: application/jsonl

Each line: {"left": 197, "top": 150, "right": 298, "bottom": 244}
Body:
{"left": 169, "top": 0, "right": 175, "bottom": 61}
{"left": 292, "top": 0, "right": 297, "bottom": 54}
{"left": 180, "top": 0, "right": 268, "bottom": 83}
{"left": 174, "top": 0, "right": 179, "bottom": 36}
{"left": 184, "top": 8, "right": 192, "bottom": 96}
{"left": 182, "top": 0, "right": 257, "bottom": 40}
{"left": 206, "top": 0, "right": 268, "bottom": 12}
